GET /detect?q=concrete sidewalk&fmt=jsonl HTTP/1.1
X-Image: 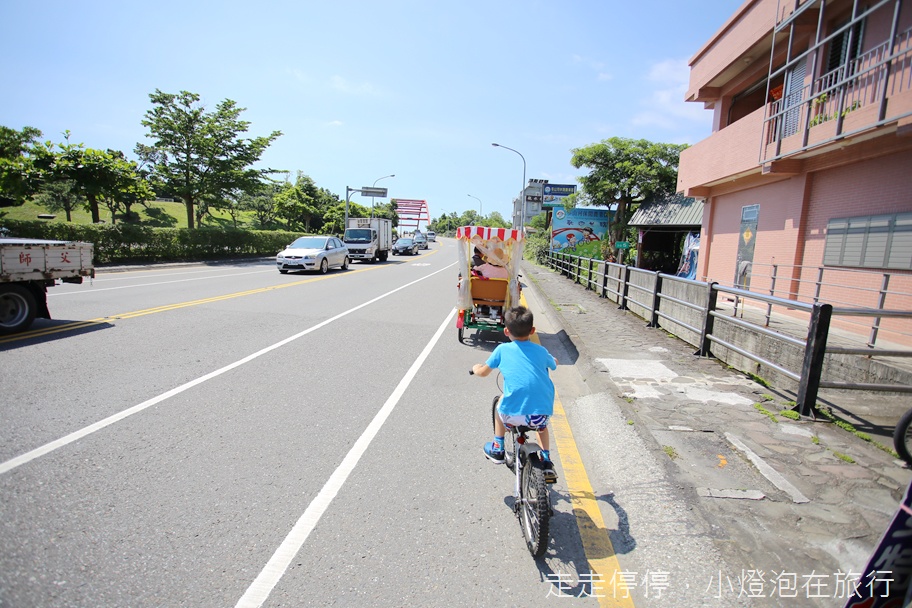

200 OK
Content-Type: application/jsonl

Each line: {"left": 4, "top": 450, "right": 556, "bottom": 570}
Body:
{"left": 519, "top": 259, "right": 912, "bottom": 606}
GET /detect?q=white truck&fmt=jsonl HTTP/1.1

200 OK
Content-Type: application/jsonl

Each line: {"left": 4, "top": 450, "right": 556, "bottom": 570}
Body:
{"left": 343, "top": 217, "right": 393, "bottom": 263}
{"left": 0, "top": 237, "right": 95, "bottom": 335}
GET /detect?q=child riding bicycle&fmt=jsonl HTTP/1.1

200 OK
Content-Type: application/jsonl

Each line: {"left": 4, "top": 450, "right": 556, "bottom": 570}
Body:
{"left": 471, "top": 305, "right": 558, "bottom": 482}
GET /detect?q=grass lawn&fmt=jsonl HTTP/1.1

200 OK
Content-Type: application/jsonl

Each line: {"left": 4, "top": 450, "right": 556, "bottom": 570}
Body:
{"left": 2, "top": 199, "right": 257, "bottom": 229}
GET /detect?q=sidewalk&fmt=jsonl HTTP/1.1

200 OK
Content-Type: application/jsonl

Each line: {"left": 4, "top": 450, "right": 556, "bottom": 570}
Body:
{"left": 520, "top": 260, "right": 912, "bottom": 604}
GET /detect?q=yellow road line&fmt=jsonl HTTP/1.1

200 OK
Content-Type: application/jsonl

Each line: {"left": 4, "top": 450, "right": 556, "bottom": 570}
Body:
{"left": 522, "top": 291, "right": 634, "bottom": 606}
{"left": 2, "top": 251, "right": 442, "bottom": 345}
{"left": 549, "top": 392, "right": 635, "bottom": 607}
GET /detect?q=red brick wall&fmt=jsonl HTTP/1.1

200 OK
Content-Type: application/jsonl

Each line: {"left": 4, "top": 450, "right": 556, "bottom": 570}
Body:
{"left": 702, "top": 177, "right": 807, "bottom": 290}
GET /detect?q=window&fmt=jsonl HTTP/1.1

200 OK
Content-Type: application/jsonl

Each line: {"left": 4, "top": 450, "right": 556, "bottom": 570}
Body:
{"left": 823, "top": 213, "right": 912, "bottom": 269}
{"left": 826, "top": 19, "right": 864, "bottom": 76}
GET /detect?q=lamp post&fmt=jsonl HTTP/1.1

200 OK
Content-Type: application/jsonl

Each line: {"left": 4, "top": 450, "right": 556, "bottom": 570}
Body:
{"left": 491, "top": 143, "right": 526, "bottom": 231}
{"left": 370, "top": 174, "right": 395, "bottom": 218}
{"left": 467, "top": 194, "right": 482, "bottom": 217}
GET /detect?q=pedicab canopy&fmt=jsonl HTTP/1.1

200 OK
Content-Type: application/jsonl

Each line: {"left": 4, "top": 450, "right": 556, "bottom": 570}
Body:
{"left": 456, "top": 226, "right": 524, "bottom": 311}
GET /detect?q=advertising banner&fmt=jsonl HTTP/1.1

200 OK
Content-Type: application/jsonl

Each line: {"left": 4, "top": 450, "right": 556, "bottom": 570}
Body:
{"left": 542, "top": 184, "right": 577, "bottom": 208}
{"left": 550, "top": 207, "right": 611, "bottom": 256}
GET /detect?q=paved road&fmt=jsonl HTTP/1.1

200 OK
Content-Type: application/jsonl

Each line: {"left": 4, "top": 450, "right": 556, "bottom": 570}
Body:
{"left": 4, "top": 237, "right": 909, "bottom": 607}
{"left": 1, "top": 242, "right": 595, "bottom": 607}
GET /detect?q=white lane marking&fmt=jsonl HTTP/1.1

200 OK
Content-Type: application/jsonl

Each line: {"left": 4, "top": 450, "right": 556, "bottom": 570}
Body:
{"left": 94, "top": 266, "right": 272, "bottom": 282}
{"left": 0, "top": 263, "right": 456, "bottom": 476}
{"left": 234, "top": 309, "right": 455, "bottom": 608}
{"left": 49, "top": 269, "right": 276, "bottom": 296}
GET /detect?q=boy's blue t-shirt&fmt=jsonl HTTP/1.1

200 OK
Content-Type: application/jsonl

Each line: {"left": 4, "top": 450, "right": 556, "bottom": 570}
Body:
{"left": 486, "top": 340, "right": 557, "bottom": 417}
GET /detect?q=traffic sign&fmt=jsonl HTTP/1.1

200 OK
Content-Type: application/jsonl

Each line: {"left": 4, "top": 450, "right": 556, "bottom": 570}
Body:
{"left": 360, "top": 187, "right": 388, "bottom": 197}
{"left": 615, "top": 241, "right": 631, "bottom": 249}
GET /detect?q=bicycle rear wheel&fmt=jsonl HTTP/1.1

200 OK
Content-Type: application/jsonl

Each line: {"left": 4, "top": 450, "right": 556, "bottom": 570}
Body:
{"left": 519, "top": 458, "right": 551, "bottom": 557}
{"left": 894, "top": 407, "right": 912, "bottom": 464}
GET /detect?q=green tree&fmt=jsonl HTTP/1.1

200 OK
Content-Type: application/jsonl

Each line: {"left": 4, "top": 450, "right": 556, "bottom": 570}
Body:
{"left": 370, "top": 201, "right": 399, "bottom": 227}
{"left": 34, "top": 179, "right": 84, "bottom": 221}
{"left": 53, "top": 138, "right": 154, "bottom": 224}
{"left": 275, "top": 172, "right": 320, "bottom": 231}
{"left": 486, "top": 211, "right": 510, "bottom": 228}
{"left": 239, "top": 184, "right": 280, "bottom": 229}
{"left": 529, "top": 211, "right": 548, "bottom": 231}
{"left": 139, "top": 89, "right": 282, "bottom": 229}
{"left": 0, "top": 125, "right": 43, "bottom": 208}
{"left": 571, "top": 137, "right": 686, "bottom": 259}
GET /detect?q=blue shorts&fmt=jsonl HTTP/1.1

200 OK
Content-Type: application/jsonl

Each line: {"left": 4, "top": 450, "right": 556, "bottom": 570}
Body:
{"left": 497, "top": 411, "right": 549, "bottom": 430}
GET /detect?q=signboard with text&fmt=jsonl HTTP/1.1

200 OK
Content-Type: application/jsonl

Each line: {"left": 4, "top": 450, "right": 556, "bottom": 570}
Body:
{"left": 551, "top": 206, "right": 611, "bottom": 253}
{"left": 542, "top": 184, "right": 577, "bottom": 208}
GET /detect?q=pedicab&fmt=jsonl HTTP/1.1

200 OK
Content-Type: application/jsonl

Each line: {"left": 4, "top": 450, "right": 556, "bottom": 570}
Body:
{"left": 455, "top": 226, "right": 524, "bottom": 343}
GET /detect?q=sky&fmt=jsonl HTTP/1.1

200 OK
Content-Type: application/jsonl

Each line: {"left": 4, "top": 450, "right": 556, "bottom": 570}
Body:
{"left": 0, "top": 1, "right": 744, "bottom": 226}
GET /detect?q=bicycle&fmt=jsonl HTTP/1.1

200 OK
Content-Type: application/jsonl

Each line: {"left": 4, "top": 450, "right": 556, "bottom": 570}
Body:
{"left": 894, "top": 407, "right": 912, "bottom": 465}
{"left": 470, "top": 369, "right": 554, "bottom": 558}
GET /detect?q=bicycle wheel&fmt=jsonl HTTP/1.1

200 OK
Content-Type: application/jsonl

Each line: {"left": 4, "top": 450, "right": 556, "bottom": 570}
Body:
{"left": 894, "top": 408, "right": 912, "bottom": 464}
{"left": 519, "top": 457, "right": 551, "bottom": 558}
{"left": 491, "top": 396, "right": 515, "bottom": 471}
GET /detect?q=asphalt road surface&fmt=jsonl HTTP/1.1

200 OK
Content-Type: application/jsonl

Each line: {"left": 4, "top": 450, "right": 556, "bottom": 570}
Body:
{"left": 1, "top": 241, "right": 609, "bottom": 607}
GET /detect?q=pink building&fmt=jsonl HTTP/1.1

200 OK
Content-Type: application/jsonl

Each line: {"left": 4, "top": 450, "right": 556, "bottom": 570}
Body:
{"left": 679, "top": 0, "right": 912, "bottom": 342}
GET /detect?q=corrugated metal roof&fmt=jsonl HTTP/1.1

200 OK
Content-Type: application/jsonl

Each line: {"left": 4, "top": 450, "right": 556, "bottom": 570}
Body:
{"left": 628, "top": 194, "right": 703, "bottom": 228}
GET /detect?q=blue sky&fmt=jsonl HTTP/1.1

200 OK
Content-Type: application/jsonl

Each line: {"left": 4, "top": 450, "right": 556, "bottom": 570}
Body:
{"left": 1, "top": 1, "right": 743, "bottom": 225}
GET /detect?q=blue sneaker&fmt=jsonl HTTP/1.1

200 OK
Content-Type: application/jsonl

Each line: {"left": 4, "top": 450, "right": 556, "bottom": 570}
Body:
{"left": 484, "top": 441, "right": 505, "bottom": 464}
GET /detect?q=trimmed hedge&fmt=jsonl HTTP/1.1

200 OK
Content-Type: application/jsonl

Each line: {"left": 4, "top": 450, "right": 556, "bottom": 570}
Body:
{"left": 1, "top": 220, "right": 306, "bottom": 265}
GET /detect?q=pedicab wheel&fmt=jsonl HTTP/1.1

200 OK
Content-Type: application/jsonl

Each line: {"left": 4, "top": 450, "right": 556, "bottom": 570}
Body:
{"left": 458, "top": 326, "right": 464, "bottom": 343}
{"left": 520, "top": 459, "right": 550, "bottom": 558}
{"left": 894, "top": 407, "right": 912, "bottom": 464}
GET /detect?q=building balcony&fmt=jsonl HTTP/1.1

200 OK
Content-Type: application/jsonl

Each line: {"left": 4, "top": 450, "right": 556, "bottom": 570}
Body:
{"left": 678, "top": 107, "right": 767, "bottom": 195}
{"left": 762, "top": 25, "right": 912, "bottom": 163}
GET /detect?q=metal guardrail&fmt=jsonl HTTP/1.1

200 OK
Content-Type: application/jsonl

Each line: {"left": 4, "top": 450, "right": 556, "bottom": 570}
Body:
{"left": 546, "top": 251, "right": 912, "bottom": 417}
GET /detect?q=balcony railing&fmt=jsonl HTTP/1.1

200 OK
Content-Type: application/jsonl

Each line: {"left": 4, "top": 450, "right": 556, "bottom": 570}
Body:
{"left": 762, "top": 26, "right": 912, "bottom": 162}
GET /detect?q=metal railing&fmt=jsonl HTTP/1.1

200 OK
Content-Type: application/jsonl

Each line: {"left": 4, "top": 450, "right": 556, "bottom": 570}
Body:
{"left": 709, "top": 261, "right": 912, "bottom": 349}
{"left": 546, "top": 251, "right": 912, "bottom": 416}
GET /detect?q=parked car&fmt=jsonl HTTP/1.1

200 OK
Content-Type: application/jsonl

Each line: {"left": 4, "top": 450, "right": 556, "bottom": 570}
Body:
{"left": 392, "top": 237, "right": 419, "bottom": 256}
{"left": 426, "top": 231, "right": 436, "bottom": 242}
{"left": 414, "top": 233, "right": 429, "bottom": 249}
{"left": 276, "top": 236, "right": 349, "bottom": 274}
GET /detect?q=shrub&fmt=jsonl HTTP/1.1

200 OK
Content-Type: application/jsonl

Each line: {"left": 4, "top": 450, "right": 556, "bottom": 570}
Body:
{"left": 0, "top": 219, "right": 304, "bottom": 265}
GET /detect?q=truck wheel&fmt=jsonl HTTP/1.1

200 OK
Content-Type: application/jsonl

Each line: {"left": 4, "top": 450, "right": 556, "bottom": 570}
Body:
{"left": 0, "top": 284, "right": 37, "bottom": 335}
{"left": 379, "top": 251, "right": 389, "bottom": 262}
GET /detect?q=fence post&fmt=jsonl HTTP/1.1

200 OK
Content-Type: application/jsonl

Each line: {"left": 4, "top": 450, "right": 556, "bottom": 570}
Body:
{"left": 600, "top": 261, "right": 610, "bottom": 298}
{"left": 586, "top": 258, "right": 594, "bottom": 292}
{"left": 648, "top": 273, "right": 662, "bottom": 328}
{"left": 765, "top": 264, "right": 777, "bottom": 327}
{"left": 868, "top": 273, "right": 890, "bottom": 347}
{"left": 696, "top": 282, "right": 718, "bottom": 357}
{"left": 796, "top": 303, "right": 832, "bottom": 419}
{"left": 575, "top": 256, "right": 582, "bottom": 285}
{"left": 618, "top": 265, "right": 631, "bottom": 310}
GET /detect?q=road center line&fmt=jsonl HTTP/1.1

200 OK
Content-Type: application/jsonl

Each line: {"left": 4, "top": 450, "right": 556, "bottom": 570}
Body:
{"left": 234, "top": 308, "right": 455, "bottom": 608}
{"left": 0, "top": 263, "right": 456, "bottom": 476}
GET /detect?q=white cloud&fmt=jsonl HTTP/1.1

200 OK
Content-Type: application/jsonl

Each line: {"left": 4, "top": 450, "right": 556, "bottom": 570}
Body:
{"left": 326, "top": 120, "right": 343, "bottom": 127}
{"left": 330, "top": 75, "right": 383, "bottom": 97}
{"left": 630, "top": 57, "right": 712, "bottom": 136}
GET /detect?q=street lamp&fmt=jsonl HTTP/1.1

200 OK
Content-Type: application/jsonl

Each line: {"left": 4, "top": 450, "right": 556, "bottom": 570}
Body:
{"left": 370, "top": 174, "right": 395, "bottom": 218}
{"left": 491, "top": 143, "right": 526, "bottom": 231}
{"left": 467, "top": 194, "right": 482, "bottom": 216}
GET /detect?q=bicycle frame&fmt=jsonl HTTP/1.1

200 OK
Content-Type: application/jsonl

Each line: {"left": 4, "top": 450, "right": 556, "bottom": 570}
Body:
{"left": 506, "top": 425, "right": 538, "bottom": 507}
